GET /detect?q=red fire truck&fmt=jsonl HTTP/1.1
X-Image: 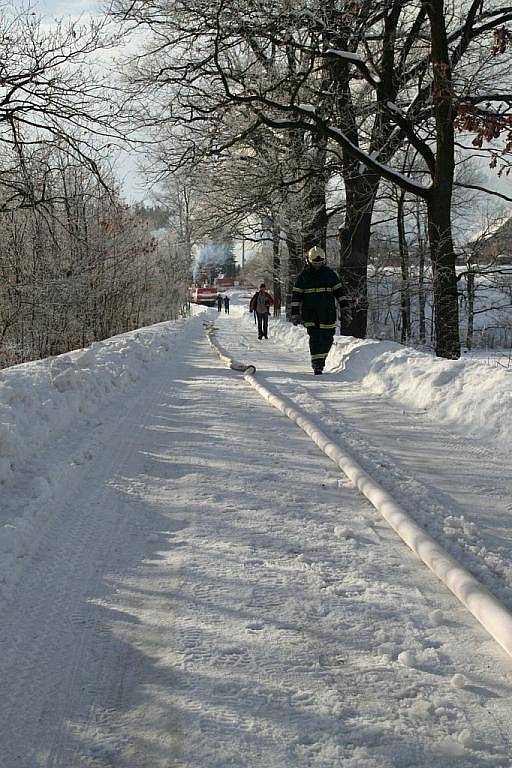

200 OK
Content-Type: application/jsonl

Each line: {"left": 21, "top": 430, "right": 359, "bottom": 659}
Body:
{"left": 193, "top": 286, "right": 218, "bottom": 306}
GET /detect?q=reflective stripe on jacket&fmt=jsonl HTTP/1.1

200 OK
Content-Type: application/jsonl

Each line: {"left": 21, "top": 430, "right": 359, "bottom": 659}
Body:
{"left": 290, "top": 265, "right": 349, "bottom": 329}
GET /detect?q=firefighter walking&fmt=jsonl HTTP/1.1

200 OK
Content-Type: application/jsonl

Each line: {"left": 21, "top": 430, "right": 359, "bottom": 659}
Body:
{"left": 290, "top": 246, "right": 351, "bottom": 374}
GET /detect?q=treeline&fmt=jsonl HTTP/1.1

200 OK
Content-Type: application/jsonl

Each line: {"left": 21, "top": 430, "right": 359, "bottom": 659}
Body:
{"left": 0, "top": 7, "right": 192, "bottom": 368}
{"left": 0, "top": 151, "right": 191, "bottom": 367}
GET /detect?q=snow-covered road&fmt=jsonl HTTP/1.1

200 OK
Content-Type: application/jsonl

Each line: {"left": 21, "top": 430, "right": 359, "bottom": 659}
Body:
{"left": 1, "top": 299, "right": 512, "bottom": 767}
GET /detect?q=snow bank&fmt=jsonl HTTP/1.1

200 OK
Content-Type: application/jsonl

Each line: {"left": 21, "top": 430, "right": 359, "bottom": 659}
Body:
{"left": 0, "top": 319, "right": 192, "bottom": 486}
{"left": 0, "top": 315, "right": 197, "bottom": 595}
{"left": 239, "top": 310, "right": 512, "bottom": 454}
{"left": 331, "top": 337, "right": 512, "bottom": 451}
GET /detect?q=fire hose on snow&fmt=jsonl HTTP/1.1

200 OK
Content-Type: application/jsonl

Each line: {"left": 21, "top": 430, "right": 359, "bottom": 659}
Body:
{"left": 205, "top": 323, "right": 256, "bottom": 374}
{"left": 205, "top": 324, "right": 512, "bottom": 660}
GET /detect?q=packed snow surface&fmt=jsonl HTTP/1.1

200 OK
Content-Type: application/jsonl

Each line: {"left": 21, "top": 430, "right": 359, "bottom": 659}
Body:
{"left": 1, "top": 292, "right": 512, "bottom": 767}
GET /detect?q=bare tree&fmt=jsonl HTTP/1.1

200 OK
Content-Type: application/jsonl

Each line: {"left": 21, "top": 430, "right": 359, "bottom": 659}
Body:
{"left": 112, "top": 0, "right": 512, "bottom": 357}
{"left": 0, "top": 3, "right": 129, "bottom": 210}
{"left": 0, "top": 144, "right": 194, "bottom": 366}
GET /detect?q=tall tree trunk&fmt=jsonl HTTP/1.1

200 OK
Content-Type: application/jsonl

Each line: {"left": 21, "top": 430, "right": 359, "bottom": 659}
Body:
{"left": 427, "top": 194, "right": 460, "bottom": 358}
{"left": 416, "top": 204, "right": 427, "bottom": 344}
{"left": 338, "top": 171, "right": 380, "bottom": 338}
{"left": 466, "top": 264, "right": 475, "bottom": 350}
{"left": 285, "top": 230, "right": 302, "bottom": 317}
{"left": 271, "top": 212, "right": 282, "bottom": 316}
{"left": 332, "top": 0, "right": 401, "bottom": 340}
{"left": 397, "top": 190, "right": 411, "bottom": 343}
{"left": 425, "top": 0, "right": 460, "bottom": 359}
{"left": 303, "top": 140, "right": 328, "bottom": 253}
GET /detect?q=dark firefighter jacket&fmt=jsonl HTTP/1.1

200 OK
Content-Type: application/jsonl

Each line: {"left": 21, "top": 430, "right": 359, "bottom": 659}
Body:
{"left": 290, "top": 265, "right": 349, "bottom": 330}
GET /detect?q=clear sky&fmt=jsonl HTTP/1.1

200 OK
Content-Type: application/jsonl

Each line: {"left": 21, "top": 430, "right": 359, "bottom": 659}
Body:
{"left": 34, "top": 0, "right": 103, "bottom": 17}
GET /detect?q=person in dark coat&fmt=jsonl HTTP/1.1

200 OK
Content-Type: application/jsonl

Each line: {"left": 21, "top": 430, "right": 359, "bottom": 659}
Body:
{"left": 290, "top": 246, "right": 351, "bottom": 374}
{"left": 224, "top": 295, "right": 230, "bottom": 314}
{"left": 217, "top": 294, "right": 223, "bottom": 312}
{"left": 249, "top": 283, "right": 274, "bottom": 339}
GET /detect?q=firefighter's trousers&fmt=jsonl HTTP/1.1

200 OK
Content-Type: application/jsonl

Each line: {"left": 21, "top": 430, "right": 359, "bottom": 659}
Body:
{"left": 307, "top": 328, "right": 335, "bottom": 370}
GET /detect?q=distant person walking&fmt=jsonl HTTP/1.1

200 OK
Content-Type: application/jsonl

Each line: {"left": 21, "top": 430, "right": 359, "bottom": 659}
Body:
{"left": 217, "top": 294, "right": 223, "bottom": 312}
{"left": 290, "top": 246, "right": 351, "bottom": 374}
{"left": 249, "top": 283, "right": 274, "bottom": 340}
{"left": 224, "top": 295, "right": 230, "bottom": 314}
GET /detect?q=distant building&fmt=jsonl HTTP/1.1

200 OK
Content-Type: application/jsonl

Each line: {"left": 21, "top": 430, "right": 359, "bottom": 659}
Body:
{"left": 470, "top": 215, "right": 512, "bottom": 264}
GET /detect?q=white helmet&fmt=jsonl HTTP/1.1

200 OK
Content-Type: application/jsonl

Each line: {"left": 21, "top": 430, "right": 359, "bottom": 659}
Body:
{"left": 307, "top": 245, "right": 326, "bottom": 264}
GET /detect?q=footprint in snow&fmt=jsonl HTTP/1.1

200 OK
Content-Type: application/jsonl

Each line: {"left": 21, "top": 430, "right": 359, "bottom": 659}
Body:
{"left": 246, "top": 621, "right": 265, "bottom": 631}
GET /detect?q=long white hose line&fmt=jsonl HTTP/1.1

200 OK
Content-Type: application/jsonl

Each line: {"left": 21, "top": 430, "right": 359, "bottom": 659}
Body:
{"left": 205, "top": 324, "right": 256, "bottom": 374}
{"left": 206, "top": 326, "right": 512, "bottom": 659}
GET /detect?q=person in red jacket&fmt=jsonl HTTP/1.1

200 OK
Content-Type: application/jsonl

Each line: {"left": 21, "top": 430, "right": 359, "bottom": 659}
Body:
{"left": 249, "top": 283, "right": 274, "bottom": 339}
